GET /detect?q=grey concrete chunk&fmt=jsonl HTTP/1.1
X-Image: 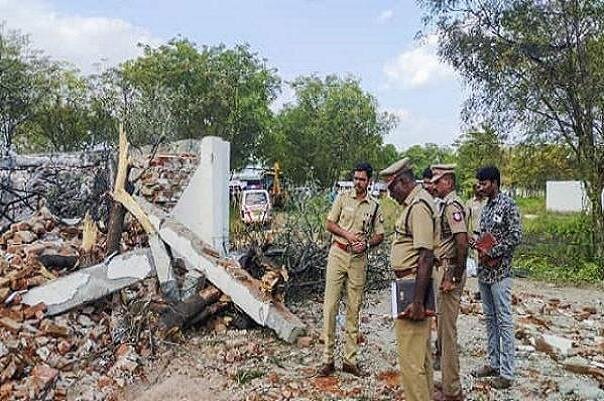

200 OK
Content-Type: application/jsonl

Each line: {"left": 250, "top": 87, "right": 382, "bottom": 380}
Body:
{"left": 137, "top": 197, "right": 306, "bottom": 343}
{"left": 149, "top": 233, "right": 179, "bottom": 301}
{"left": 171, "top": 136, "right": 230, "bottom": 255}
{"left": 22, "top": 249, "right": 155, "bottom": 315}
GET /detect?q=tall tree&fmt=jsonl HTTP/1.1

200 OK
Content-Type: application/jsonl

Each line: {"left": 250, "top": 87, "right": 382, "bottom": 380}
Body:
{"left": 401, "top": 143, "right": 455, "bottom": 178}
{"left": 419, "top": 0, "right": 604, "bottom": 259}
{"left": 454, "top": 128, "right": 507, "bottom": 192}
{"left": 0, "top": 25, "right": 56, "bottom": 154}
{"left": 120, "top": 39, "right": 280, "bottom": 167}
{"left": 267, "top": 75, "right": 396, "bottom": 187}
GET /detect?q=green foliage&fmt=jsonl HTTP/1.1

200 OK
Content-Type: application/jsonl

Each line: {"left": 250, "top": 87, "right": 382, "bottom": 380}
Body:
{"left": 454, "top": 127, "right": 506, "bottom": 195}
{"left": 515, "top": 197, "right": 603, "bottom": 282}
{"left": 121, "top": 39, "right": 280, "bottom": 167}
{"left": 233, "top": 368, "right": 264, "bottom": 385}
{"left": 0, "top": 24, "right": 57, "bottom": 152}
{"left": 401, "top": 143, "right": 454, "bottom": 178}
{"left": 508, "top": 144, "right": 576, "bottom": 192}
{"left": 418, "top": 0, "right": 604, "bottom": 258}
{"left": 265, "top": 75, "right": 396, "bottom": 187}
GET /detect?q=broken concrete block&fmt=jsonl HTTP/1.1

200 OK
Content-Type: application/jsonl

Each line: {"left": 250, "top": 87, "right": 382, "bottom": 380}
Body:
{"left": 137, "top": 198, "right": 306, "bottom": 343}
{"left": 171, "top": 136, "right": 230, "bottom": 255}
{"left": 148, "top": 233, "right": 179, "bottom": 301}
{"left": 21, "top": 249, "right": 155, "bottom": 315}
{"left": 535, "top": 334, "right": 574, "bottom": 357}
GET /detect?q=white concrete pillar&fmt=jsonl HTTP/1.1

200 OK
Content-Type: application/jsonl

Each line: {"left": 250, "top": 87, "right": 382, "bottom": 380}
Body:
{"left": 171, "top": 136, "right": 230, "bottom": 255}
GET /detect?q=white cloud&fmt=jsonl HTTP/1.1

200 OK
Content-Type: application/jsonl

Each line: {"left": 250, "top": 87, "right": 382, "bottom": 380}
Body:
{"left": 383, "top": 108, "right": 460, "bottom": 149}
{"left": 0, "top": 0, "right": 161, "bottom": 73}
{"left": 376, "top": 9, "right": 394, "bottom": 24}
{"left": 383, "top": 34, "right": 456, "bottom": 89}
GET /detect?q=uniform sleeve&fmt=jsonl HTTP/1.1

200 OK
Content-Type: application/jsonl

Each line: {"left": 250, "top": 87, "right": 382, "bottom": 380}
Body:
{"left": 373, "top": 203, "right": 385, "bottom": 235}
{"left": 446, "top": 203, "right": 468, "bottom": 235}
{"left": 411, "top": 203, "right": 434, "bottom": 250}
{"left": 490, "top": 201, "right": 523, "bottom": 258}
{"left": 326, "top": 193, "right": 343, "bottom": 223}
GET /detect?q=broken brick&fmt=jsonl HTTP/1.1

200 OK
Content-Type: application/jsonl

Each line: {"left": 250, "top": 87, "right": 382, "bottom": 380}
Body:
{"left": 40, "top": 320, "right": 69, "bottom": 337}
{"left": 0, "top": 317, "right": 22, "bottom": 333}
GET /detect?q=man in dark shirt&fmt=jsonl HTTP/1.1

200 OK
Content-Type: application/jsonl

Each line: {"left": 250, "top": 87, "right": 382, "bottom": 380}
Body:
{"left": 471, "top": 166, "right": 522, "bottom": 390}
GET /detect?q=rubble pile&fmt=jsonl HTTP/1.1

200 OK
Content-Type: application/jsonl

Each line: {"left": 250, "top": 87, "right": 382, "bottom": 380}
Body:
{"left": 133, "top": 153, "right": 198, "bottom": 211}
{"left": 0, "top": 207, "right": 159, "bottom": 400}
{"left": 459, "top": 287, "right": 604, "bottom": 397}
{"left": 0, "top": 151, "right": 112, "bottom": 227}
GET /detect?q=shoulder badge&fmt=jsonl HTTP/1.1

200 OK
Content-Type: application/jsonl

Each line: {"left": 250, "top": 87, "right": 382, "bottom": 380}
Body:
{"left": 453, "top": 211, "right": 463, "bottom": 222}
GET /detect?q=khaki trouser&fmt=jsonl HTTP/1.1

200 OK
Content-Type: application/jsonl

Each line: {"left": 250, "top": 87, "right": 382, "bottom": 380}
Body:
{"left": 395, "top": 316, "right": 433, "bottom": 401}
{"left": 436, "top": 266, "right": 466, "bottom": 397}
{"left": 322, "top": 246, "right": 367, "bottom": 365}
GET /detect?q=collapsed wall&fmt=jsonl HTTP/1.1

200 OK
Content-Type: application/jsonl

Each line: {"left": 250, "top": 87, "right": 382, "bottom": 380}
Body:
{"left": 0, "top": 140, "right": 203, "bottom": 230}
{"left": 0, "top": 151, "right": 114, "bottom": 228}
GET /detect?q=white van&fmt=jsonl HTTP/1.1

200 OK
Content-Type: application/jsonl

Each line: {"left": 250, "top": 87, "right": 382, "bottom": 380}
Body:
{"left": 240, "top": 189, "right": 272, "bottom": 225}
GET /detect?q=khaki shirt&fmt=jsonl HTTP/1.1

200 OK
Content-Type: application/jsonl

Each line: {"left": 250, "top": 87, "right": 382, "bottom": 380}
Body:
{"left": 390, "top": 185, "right": 438, "bottom": 271}
{"left": 327, "top": 189, "right": 385, "bottom": 245}
{"left": 436, "top": 191, "right": 468, "bottom": 261}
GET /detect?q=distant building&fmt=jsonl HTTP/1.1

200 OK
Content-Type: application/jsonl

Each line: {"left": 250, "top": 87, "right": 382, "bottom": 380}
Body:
{"left": 546, "top": 181, "right": 604, "bottom": 212}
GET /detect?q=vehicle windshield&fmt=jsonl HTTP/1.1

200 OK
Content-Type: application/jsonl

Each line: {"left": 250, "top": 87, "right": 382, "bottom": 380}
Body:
{"left": 245, "top": 192, "right": 268, "bottom": 206}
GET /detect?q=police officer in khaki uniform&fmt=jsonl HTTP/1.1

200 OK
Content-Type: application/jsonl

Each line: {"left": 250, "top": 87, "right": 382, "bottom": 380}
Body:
{"left": 381, "top": 158, "right": 437, "bottom": 401}
{"left": 431, "top": 164, "right": 468, "bottom": 401}
{"left": 318, "top": 163, "right": 385, "bottom": 377}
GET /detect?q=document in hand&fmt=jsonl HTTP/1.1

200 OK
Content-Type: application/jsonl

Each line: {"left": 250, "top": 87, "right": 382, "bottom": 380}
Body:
{"left": 474, "top": 232, "right": 497, "bottom": 254}
{"left": 475, "top": 232, "right": 501, "bottom": 268}
{"left": 390, "top": 279, "right": 435, "bottom": 318}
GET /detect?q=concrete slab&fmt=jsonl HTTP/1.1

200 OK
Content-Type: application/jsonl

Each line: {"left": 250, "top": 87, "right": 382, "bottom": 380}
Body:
{"left": 149, "top": 233, "right": 179, "bottom": 301}
{"left": 137, "top": 197, "right": 305, "bottom": 343}
{"left": 171, "top": 136, "right": 230, "bottom": 255}
{"left": 22, "top": 249, "right": 155, "bottom": 315}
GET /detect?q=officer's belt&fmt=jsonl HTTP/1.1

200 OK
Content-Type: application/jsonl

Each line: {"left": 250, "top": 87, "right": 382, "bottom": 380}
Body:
{"left": 393, "top": 268, "right": 416, "bottom": 279}
{"left": 332, "top": 241, "right": 352, "bottom": 253}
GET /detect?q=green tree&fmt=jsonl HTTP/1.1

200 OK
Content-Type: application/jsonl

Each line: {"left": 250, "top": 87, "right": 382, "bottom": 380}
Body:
{"left": 419, "top": 0, "right": 604, "bottom": 260}
{"left": 121, "top": 39, "right": 280, "bottom": 167}
{"left": 267, "top": 75, "right": 396, "bottom": 187}
{"left": 401, "top": 143, "right": 455, "bottom": 178}
{"left": 508, "top": 144, "right": 577, "bottom": 193}
{"left": 0, "top": 24, "right": 56, "bottom": 153}
{"left": 454, "top": 128, "right": 507, "bottom": 194}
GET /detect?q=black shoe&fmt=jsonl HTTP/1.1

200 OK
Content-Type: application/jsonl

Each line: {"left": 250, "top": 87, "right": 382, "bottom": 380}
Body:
{"left": 471, "top": 365, "right": 498, "bottom": 378}
{"left": 490, "top": 376, "right": 513, "bottom": 389}
{"left": 342, "top": 362, "right": 365, "bottom": 377}
{"left": 317, "top": 362, "right": 335, "bottom": 377}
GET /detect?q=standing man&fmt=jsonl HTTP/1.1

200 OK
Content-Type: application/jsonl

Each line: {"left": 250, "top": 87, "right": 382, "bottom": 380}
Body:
{"left": 319, "top": 162, "right": 385, "bottom": 377}
{"left": 431, "top": 164, "right": 468, "bottom": 401}
{"left": 381, "top": 158, "right": 437, "bottom": 401}
{"left": 466, "top": 183, "right": 487, "bottom": 277}
{"left": 471, "top": 166, "right": 522, "bottom": 390}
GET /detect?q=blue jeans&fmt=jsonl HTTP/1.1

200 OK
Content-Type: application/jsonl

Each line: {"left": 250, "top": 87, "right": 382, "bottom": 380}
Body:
{"left": 478, "top": 278, "right": 515, "bottom": 380}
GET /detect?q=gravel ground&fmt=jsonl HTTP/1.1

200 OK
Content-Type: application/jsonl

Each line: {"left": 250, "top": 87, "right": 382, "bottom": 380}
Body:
{"left": 116, "top": 278, "right": 604, "bottom": 401}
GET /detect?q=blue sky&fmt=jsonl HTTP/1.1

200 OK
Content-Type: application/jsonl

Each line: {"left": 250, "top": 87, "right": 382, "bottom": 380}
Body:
{"left": 1, "top": 0, "right": 466, "bottom": 149}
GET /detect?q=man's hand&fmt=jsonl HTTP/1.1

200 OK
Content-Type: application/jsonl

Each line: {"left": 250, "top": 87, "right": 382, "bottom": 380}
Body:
{"left": 350, "top": 241, "right": 367, "bottom": 254}
{"left": 399, "top": 301, "right": 426, "bottom": 321}
{"left": 439, "top": 277, "right": 456, "bottom": 293}
{"left": 345, "top": 231, "right": 363, "bottom": 244}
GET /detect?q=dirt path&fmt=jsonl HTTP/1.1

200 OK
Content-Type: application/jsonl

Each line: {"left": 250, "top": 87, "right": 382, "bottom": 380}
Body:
{"left": 117, "top": 278, "right": 604, "bottom": 401}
